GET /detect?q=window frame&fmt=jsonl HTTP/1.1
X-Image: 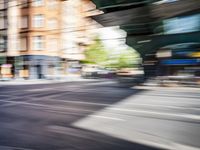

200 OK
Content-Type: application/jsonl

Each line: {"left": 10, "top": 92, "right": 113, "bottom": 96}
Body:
{"left": 32, "top": 36, "right": 44, "bottom": 50}
{"left": 32, "top": 14, "right": 45, "bottom": 28}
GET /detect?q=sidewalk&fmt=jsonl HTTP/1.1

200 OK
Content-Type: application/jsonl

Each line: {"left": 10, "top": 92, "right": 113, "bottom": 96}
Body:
{"left": 0, "top": 75, "right": 98, "bottom": 85}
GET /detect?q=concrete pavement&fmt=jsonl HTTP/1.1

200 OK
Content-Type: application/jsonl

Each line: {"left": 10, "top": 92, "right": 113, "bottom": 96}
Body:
{"left": 74, "top": 86, "right": 200, "bottom": 150}
{"left": 0, "top": 75, "right": 99, "bottom": 85}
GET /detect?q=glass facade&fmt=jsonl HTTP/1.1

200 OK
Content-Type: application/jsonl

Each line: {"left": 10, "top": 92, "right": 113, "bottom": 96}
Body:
{"left": 163, "top": 14, "right": 200, "bottom": 34}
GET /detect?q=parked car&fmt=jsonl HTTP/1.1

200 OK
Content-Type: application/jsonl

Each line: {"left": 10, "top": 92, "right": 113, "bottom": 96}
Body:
{"left": 81, "top": 65, "right": 115, "bottom": 78}
{"left": 116, "top": 68, "right": 144, "bottom": 86}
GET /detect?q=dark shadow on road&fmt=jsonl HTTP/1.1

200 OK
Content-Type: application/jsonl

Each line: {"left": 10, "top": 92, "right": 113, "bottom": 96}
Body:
{"left": 0, "top": 81, "right": 162, "bottom": 150}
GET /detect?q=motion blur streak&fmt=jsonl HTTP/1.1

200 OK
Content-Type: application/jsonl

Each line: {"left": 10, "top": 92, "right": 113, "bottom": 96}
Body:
{"left": 0, "top": 0, "right": 200, "bottom": 150}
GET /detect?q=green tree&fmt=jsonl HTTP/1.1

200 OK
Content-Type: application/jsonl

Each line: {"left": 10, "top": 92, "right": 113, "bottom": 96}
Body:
{"left": 84, "top": 36, "right": 108, "bottom": 65}
{"left": 117, "top": 48, "right": 140, "bottom": 68}
{"left": 105, "top": 48, "right": 140, "bottom": 69}
{"left": 83, "top": 36, "right": 141, "bottom": 69}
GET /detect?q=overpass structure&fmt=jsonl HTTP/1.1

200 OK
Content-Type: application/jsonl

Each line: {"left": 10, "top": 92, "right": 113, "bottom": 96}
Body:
{"left": 91, "top": 0, "right": 200, "bottom": 77}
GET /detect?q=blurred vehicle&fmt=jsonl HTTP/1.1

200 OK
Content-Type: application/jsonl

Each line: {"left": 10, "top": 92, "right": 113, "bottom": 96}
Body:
{"left": 117, "top": 68, "right": 134, "bottom": 76}
{"left": 117, "top": 68, "right": 143, "bottom": 76}
{"left": 116, "top": 68, "right": 144, "bottom": 86}
{"left": 81, "top": 65, "right": 115, "bottom": 78}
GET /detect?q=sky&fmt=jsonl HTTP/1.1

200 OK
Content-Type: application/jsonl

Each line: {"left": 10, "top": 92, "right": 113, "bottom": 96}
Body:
{"left": 97, "top": 26, "right": 129, "bottom": 51}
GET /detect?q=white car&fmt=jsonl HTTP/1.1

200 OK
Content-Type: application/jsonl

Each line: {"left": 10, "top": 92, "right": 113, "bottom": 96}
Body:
{"left": 81, "top": 65, "right": 113, "bottom": 78}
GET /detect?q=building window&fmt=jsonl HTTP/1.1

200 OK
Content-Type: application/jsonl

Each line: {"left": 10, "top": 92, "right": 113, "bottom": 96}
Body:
{"left": 47, "top": 19, "right": 58, "bottom": 29}
{"left": 32, "top": 14, "right": 44, "bottom": 28}
{"left": 0, "top": 36, "right": 5, "bottom": 51}
{"left": 32, "top": 36, "right": 44, "bottom": 50}
{"left": 20, "top": 16, "right": 28, "bottom": 28}
{"left": 32, "top": 0, "right": 44, "bottom": 7}
{"left": 20, "top": 37, "right": 27, "bottom": 51}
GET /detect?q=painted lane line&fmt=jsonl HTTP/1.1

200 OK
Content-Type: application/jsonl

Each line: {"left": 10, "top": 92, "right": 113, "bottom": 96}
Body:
{"left": 89, "top": 115, "right": 125, "bottom": 121}
{"left": 47, "top": 99, "right": 200, "bottom": 111}
{"left": 0, "top": 99, "right": 95, "bottom": 113}
{"left": 121, "top": 103, "right": 200, "bottom": 111}
{"left": 0, "top": 100, "right": 125, "bottom": 121}
{"left": 3, "top": 96, "right": 194, "bottom": 110}
{"left": 25, "top": 88, "right": 55, "bottom": 92}
{"left": 46, "top": 99, "right": 110, "bottom": 106}
{"left": 38, "top": 99, "right": 200, "bottom": 111}
{"left": 1, "top": 98, "right": 200, "bottom": 121}
{"left": 108, "top": 108, "right": 200, "bottom": 120}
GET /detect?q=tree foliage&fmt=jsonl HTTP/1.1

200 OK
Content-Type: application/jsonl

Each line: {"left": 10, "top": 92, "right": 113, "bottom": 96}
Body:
{"left": 83, "top": 36, "right": 140, "bottom": 68}
{"left": 84, "top": 37, "right": 108, "bottom": 65}
{"left": 117, "top": 49, "right": 140, "bottom": 68}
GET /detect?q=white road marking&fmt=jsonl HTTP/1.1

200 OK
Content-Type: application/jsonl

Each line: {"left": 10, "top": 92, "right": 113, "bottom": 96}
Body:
{"left": 108, "top": 108, "right": 200, "bottom": 120}
{"left": 29, "top": 97, "right": 200, "bottom": 111}
{"left": 1, "top": 92, "right": 60, "bottom": 106}
{"left": 134, "top": 86, "right": 200, "bottom": 91}
{"left": 89, "top": 115, "right": 125, "bottom": 121}
{"left": 25, "top": 88, "right": 55, "bottom": 92}
{"left": 0, "top": 99, "right": 94, "bottom": 113}
{"left": 1, "top": 94, "right": 200, "bottom": 122}
{"left": 46, "top": 99, "right": 110, "bottom": 106}
{"left": 133, "top": 94, "right": 200, "bottom": 101}
{"left": 43, "top": 99, "right": 200, "bottom": 113}
{"left": 121, "top": 103, "right": 200, "bottom": 111}
{"left": 2, "top": 95, "right": 199, "bottom": 111}
{"left": 1, "top": 97, "right": 200, "bottom": 121}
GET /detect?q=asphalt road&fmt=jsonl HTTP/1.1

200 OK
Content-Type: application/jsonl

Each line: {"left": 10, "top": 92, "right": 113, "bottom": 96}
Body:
{"left": 0, "top": 81, "right": 199, "bottom": 150}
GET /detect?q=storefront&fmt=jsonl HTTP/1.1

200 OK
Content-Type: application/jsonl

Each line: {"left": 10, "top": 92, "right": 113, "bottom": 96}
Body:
{"left": 157, "top": 48, "right": 200, "bottom": 77}
{"left": 13, "top": 55, "right": 64, "bottom": 79}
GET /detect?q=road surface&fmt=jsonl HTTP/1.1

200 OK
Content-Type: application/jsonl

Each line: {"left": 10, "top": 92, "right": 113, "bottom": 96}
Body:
{"left": 0, "top": 81, "right": 199, "bottom": 150}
